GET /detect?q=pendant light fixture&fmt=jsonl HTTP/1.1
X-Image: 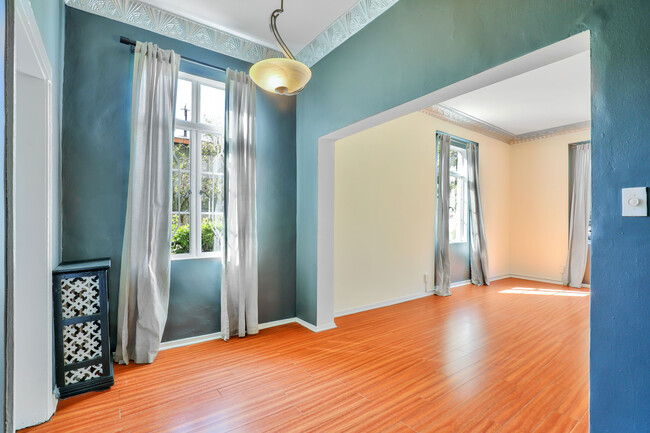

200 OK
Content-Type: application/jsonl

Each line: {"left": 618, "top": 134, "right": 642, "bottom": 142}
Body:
{"left": 250, "top": 0, "right": 311, "bottom": 95}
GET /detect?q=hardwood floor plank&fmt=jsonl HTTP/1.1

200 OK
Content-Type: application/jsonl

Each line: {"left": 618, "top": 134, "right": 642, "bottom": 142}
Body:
{"left": 20, "top": 278, "right": 589, "bottom": 433}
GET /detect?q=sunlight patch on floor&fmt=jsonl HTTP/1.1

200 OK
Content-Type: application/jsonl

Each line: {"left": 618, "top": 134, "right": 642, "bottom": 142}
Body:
{"left": 499, "top": 287, "right": 590, "bottom": 297}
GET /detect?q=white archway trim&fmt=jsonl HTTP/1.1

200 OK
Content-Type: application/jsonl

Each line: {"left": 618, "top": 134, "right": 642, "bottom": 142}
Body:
{"left": 14, "top": 0, "right": 57, "bottom": 428}
{"left": 316, "top": 31, "right": 590, "bottom": 325}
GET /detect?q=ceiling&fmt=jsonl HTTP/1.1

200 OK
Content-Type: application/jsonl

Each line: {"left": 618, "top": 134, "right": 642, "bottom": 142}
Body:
{"left": 139, "top": 0, "right": 360, "bottom": 53}
{"left": 441, "top": 51, "right": 591, "bottom": 136}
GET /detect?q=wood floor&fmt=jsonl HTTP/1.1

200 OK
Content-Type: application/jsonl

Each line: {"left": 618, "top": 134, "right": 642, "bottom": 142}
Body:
{"left": 22, "top": 278, "right": 589, "bottom": 433}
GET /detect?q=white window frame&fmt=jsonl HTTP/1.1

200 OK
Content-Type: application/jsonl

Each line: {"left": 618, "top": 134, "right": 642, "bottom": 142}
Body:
{"left": 172, "top": 72, "right": 225, "bottom": 260}
{"left": 449, "top": 145, "right": 468, "bottom": 244}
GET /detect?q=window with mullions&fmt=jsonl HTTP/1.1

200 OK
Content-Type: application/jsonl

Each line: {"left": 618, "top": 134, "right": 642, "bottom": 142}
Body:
{"left": 448, "top": 146, "right": 468, "bottom": 243}
{"left": 172, "top": 72, "right": 225, "bottom": 258}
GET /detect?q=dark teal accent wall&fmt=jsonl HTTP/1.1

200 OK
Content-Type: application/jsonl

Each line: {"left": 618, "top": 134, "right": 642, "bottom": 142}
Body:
{"left": 62, "top": 7, "right": 296, "bottom": 346}
{"left": 295, "top": 0, "right": 650, "bottom": 431}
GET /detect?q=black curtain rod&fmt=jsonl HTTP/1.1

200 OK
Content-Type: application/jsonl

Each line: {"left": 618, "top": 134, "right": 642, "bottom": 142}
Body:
{"left": 119, "top": 36, "right": 227, "bottom": 73}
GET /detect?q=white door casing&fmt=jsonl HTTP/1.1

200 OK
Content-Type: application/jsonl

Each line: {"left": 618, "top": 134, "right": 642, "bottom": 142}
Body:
{"left": 14, "top": 0, "right": 57, "bottom": 428}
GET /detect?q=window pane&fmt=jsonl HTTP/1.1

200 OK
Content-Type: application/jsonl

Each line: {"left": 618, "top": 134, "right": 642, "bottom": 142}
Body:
{"left": 201, "top": 133, "right": 225, "bottom": 215}
{"left": 171, "top": 213, "right": 190, "bottom": 254}
{"left": 450, "top": 149, "right": 460, "bottom": 173}
{"left": 201, "top": 176, "right": 224, "bottom": 213}
{"left": 174, "top": 129, "right": 190, "bottom": 170}
{"left": 176, "top": 79, "right": 193, "bottom": 121}
{"left": 172, "top": 130, "right": 191, "bottom": 255}
{"left": 201, "top": 213, "right": 223, "bottom": 253}
{"left": 200, "top": 85, "right": 225, "bottom": 129}
{"left": 201, "top": 133, "right": 224, "bottom": 173}
{"left": 449, "top": 176, "right": 460, "bottom": 242}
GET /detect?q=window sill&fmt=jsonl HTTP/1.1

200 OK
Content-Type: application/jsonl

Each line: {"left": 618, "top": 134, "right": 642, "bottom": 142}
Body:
{"left": 171, "top": 254, "right": 222, "bottom": 262}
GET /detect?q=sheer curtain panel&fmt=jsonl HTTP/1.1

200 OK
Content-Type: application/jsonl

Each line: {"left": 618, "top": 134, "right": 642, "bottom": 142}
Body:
{"left": 115, "top": 42, "right": 180, "bottom": 364}
{"left": 221, "top": 69, "right": 259, "bottom": 341}
{"left": 435, "top": 134, "right": 452, "bottom": 296}
{"left": 563, "top": 142, "right": 591, "bottom": 288}
{"left": 467, "top": 142, "right": 490, "bottom": 286}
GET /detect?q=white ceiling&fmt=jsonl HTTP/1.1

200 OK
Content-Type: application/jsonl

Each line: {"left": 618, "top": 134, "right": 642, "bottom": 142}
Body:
{"left": 139, "top": 0, "right": 360, "bottom": 53}
{"left": 442, "top": 51, "right": 591, "bottom": 136}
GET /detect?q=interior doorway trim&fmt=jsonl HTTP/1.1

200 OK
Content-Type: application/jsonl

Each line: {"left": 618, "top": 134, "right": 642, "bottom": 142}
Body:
{"left": 316, "top": 31, "right": 590, "bottom": 328}
{"left": 13, "top": 0, "right": 57, "bottom": 428}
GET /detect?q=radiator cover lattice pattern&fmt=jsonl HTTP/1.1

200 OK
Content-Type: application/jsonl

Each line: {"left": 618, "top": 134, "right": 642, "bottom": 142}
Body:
{"left": 64, "top": 364, "right": 104, "bottom": 385}
{"left": 61, "top": 276, "right": 100, "bottom": 318}
{"left": 62, "top": 320, "right": 102, "bottom": 365}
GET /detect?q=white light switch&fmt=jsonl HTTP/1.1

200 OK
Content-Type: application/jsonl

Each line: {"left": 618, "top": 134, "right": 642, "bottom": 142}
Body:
{"left": 622, "top": 187, "right": 648, "bottom": 217}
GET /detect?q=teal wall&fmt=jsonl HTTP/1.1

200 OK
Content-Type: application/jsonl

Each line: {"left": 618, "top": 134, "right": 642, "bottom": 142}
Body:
{"left": 62, "top": 7, "right": 297, "bottom": 346}
{"left": 295, "top": 0, "right": 650, "bottom": 431}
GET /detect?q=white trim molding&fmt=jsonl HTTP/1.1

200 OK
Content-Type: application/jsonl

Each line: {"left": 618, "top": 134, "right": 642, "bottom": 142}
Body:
{"left": 335, "top": 291, "right": 434, "bottom": 318}
{"left": 14, "top": 0, "right": 58, "bottom": 428}
{"left": 159, "top": 317, "right": 337, "bottom": 351}
{"left": 421, "top": 105, "right": 591, "bottom": 145}
{"left": 296, "top": 0, "right": 400, "bottom": 67}
{"left": 64, "top": 0, "right": 282, "bottom": 64}
{"left": 295, "top": 318, "right": 338, "bottom": 333}
{"left": 64, "top": 0, "right": 401, "bottom": 68}
{"left": 159, "top": 332, "right": 222, "bottom": 351}
{"left": 507, "top": 274, "right": 564, "bottom": 286}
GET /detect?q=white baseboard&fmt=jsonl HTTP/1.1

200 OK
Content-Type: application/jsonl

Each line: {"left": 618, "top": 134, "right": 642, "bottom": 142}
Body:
{"left": 159, "top": 274, "right": 588, "bottom": 352}
{"left": 159, "top": 316, "right": 336, "bottom": 351}
{"left": 496, "top": 274, "right": 590, "bottom": 289}
{"left": 507, "top": 274, "right": 563, "bottom": 286}
{"left": 295, "top": 318, "right": 337, "bottom": 332}
{"left": 334, "top": 290, "right": 435, "bottom": 318}
{"left": 159, "top": 332, "right": 222, "bottom": 351}
{"left": 258, "top": 317, "right": 298, "bottom": 330}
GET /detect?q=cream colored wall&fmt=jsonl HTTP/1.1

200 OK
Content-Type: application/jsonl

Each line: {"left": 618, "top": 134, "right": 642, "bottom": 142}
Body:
{"left": 334, "top": 112, "right": 511, "bottom": 313}
{"left": 509, "top": 130, "right": 591, "bottom": 282}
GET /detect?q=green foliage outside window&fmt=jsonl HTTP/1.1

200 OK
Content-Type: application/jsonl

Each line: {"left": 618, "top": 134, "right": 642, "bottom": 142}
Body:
{"left": 171, "top": 216, "right": 223, "bottom": 254}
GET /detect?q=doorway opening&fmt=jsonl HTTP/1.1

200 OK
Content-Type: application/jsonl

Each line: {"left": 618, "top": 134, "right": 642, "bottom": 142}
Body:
{"left": 316, "top": 30, "right": 591, "bottom": 326}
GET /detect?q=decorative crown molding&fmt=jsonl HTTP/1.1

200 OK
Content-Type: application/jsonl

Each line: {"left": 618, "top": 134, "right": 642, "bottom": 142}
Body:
{"left": 510, "top": 121, "right": 591, "bottom": 144}
{"left": 421, "top": 105, "right": 590, "bottom": 145}
{"left": 64, "top": 0, "right": 283, "bottom": 64}
{"left": 65, "top": 0, "right": 401, "bottom": 68}
{"left": 296, "top": 0, "right": 400, "bottom": 67}
{"left": 422, "top": 104, "right": 515, "bottom": 143}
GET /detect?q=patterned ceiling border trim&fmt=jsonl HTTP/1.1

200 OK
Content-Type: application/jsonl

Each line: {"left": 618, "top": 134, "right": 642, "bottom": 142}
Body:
{"left": 511, "top": 121, "right": 591, "bottom": 144}
{"left": 64, "top": 0, "right": 283, "bottom": 64}
{"left": 65, "top": 0, "right": 401, "bottom": 68}
{"left": 422, "top": 105, "right": 515, "bottom": 143}
{"left": 421, "top": 105, "right": 591, "bottom": 145}
{"left": 296, "top": 0, "right": 400, "bottom": 67}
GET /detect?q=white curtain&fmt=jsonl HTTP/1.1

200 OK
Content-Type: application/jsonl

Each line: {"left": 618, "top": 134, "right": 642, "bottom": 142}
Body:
{"left": 434, "top": 134, "right": 451, "bottom": 296}
{"left": 563, "top": 142, "right": 591, "bottom": 288}
{"left": 467, "top": 143, "right": 490, "bottom": 286}
{"left": 221, "top": 69, "right": 259, "bottom": 341}
{"left": 115, "top": 42, "right": 180, "bottom": 365}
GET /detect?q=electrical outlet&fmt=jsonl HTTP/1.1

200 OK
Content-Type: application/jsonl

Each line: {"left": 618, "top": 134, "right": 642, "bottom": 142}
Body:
{"left": 424, "top": 273, "right": 435, "bottom": 292}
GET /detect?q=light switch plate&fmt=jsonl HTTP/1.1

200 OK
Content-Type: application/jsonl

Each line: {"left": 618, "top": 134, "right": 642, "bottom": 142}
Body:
{"left": 622, "top": 187, "right": 648, "bottom": 217}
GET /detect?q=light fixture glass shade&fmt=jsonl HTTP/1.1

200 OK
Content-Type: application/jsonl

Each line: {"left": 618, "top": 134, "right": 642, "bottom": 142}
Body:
{"left": 250, "top": 58, "right": 311, "bottom": 95}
